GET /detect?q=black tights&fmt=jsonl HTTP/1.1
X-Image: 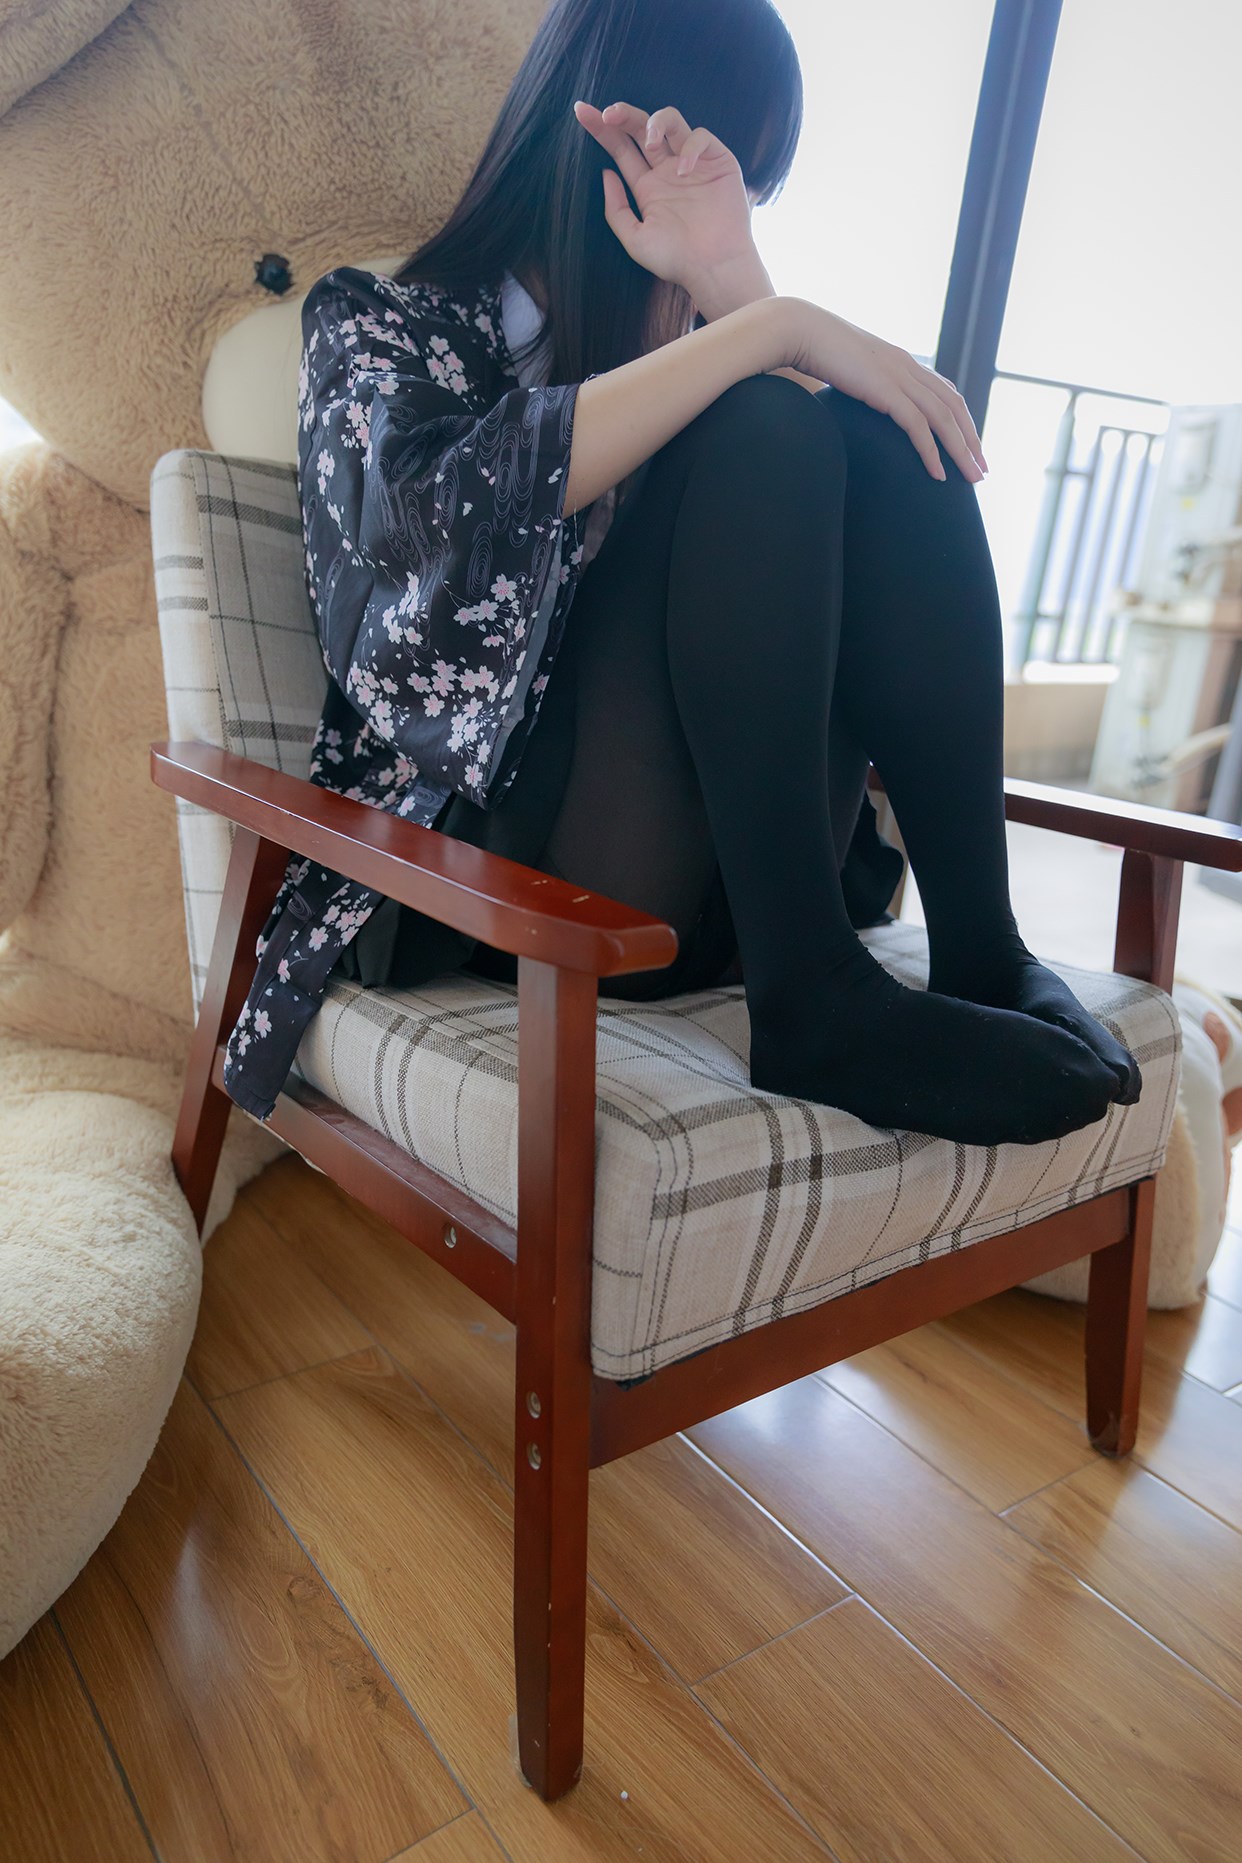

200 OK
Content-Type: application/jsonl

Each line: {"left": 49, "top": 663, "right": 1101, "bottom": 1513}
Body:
{"left": 464, "top": 374, "right": 1141, "bottom": 1144}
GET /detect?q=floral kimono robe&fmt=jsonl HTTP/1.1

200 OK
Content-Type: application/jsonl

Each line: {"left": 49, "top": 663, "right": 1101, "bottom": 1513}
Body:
{"left": 221, "top": 263, "right": 904, "bottom": 1123}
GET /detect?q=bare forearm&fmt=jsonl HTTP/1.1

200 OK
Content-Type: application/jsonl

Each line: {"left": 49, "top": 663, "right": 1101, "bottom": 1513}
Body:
{"left": 690, "top": 253, "right": 830, "bottom": 396}
{"left": 561, "top": 294, "right": 794, "bottom": 516}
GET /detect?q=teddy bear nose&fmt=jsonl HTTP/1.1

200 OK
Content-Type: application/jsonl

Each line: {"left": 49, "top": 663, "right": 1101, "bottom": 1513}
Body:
{"left": 254, "top": 252, "right": 293, "bottom": 294}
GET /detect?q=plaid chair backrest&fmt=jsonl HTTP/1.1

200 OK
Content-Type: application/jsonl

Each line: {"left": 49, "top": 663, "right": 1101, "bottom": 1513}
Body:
{"left": 149, "top": 450, "right": 329, "bottom": 1019}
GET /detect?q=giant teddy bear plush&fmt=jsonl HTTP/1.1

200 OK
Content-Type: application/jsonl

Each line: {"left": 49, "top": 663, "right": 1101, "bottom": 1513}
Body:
{"left": 0, "top": 0, "right": 1238, "bottom": 1664}
{"left": 0, "top": 0, "right": 551, "bottom": 1658}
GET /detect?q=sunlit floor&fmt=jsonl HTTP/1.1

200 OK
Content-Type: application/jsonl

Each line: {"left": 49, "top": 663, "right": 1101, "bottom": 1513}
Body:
{"left": 2, "top": 807, "right": 1239, "bottom": 1857}
{"left": 2, "top": 1143, "right": 1241, "bottom": 1861}
{"left": 899, "top": 816, "right": 1241, "bottom": 1006}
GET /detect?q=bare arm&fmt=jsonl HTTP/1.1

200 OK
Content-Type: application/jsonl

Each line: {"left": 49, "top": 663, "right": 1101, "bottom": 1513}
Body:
{"left": 562, "top": 100, "right": 985, "bottom": 495}
{"left": 561, "top": 294, "right": 794, "bottom": 516}
{"left": 563, "top": 286, "right": 987, "bottom": 505}
{"left": 688, "top": 252, "right": 831, "bottom": 397}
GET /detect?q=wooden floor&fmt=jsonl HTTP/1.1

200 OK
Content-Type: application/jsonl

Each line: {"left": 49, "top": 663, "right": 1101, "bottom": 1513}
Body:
{"left": 4, "top": 1152, "right": 1242, "bottom": 1863}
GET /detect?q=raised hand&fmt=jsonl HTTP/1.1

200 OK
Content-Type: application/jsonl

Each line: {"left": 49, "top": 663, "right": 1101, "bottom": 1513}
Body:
{"left": 573, "top": 99, "right": 761, "bottom": 298}
{"left": 573, "top": 99, "right": 987, "bottom": 484}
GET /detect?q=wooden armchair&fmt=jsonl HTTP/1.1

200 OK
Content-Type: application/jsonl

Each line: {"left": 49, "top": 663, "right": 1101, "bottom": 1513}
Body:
{"left": 149, "top": 449, "right": 1242, "bottom": 1800}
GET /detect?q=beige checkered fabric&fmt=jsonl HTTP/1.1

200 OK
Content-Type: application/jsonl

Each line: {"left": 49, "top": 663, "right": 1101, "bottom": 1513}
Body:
{"left": 289, "top": 925, "right": 1180, "bottom": 1379}
{"left": 150, "top": 449, "right": 1182, "bottom": 1381}
{"left": 150, "top": 449, "right": 328, "bottom": 1017}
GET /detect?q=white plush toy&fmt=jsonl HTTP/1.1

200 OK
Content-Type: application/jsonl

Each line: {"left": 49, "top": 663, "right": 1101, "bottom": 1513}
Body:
{"left": 1025, "top": 977, "right": 1242, "bottom": 1308}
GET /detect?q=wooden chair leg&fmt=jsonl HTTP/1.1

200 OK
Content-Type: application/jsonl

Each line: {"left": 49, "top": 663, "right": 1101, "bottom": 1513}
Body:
{"left": 512, "top": 1358, "right": 591, "bottom": 1800}
{"left": 171, "top": 828, "right": 290, "bottom": 1233}
{"left": 513, "top": 957, "right": 596, "bottom": 1799}
{"left": 1085, "top": 847, "right": 1178, "bottom": 1455}
{"left": 1085, "top": 1175, "right": 1156, "bottom": 1455}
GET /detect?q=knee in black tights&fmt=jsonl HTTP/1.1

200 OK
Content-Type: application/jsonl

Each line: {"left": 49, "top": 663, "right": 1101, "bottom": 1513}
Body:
{"left": 655, "top": 370, "right": 850, "bottom": 507}
{"left": 814, "top": 384, "right": 973, "bottom": 493}
{"left": 691, "top": 374, "right": 966, "bottom": 511}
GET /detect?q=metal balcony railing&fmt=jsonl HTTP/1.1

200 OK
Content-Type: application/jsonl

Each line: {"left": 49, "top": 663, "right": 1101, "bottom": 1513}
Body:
{"left": 1004, "top": 369, "right": 1168, "bottom": 669}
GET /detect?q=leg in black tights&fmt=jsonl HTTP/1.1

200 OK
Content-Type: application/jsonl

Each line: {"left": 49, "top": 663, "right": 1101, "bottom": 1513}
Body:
{"left": 535, "top": 454, "right": 874, "bottom": 984}
{"left": 533, "top": 455, "right": 735, "bottom": 999}
{"left": 820, "top": 384, "right": 1140, "bottom": 1101}
{"left": 529, "top": 374, "right": 1128, "bottom": 1146}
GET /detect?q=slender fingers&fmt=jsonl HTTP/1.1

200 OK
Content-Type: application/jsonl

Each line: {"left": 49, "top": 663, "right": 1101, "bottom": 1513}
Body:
{"left": 923, "top": 366, "right": 988, "bottom": 470}
{"left": 599, "top": 100, "right": 675, "bottom": 175}
{"left": 610, "top": 100, "right": 692, "bottom": 159}
{"left": 603, "top": 100, "right": 704, "bottom": 176}
{"left": 889, "top": 397, "right": 948, "bottom": 482}
{"left": 576, "top": 100, "right": 656, "bottom": 193}
{"left": 674, "top": 127, "right": 714, "bottom": 174}
{"left": 904, "top": 379, "right": 986, "bottom": 481}
{"left": 635, "top": 102, "right": 694, "bottom": 155}
{"left": 599, "top": 166, "right": 643, "bottom": 246}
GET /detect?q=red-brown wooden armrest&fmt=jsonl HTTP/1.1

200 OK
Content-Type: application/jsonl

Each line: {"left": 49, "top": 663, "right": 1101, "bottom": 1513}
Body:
{"left": 868, "top": 762, "right": 1242, "bottom": 869}
{"left": 1002, "top": 777, "right": 1242, "bottom": 870}
{"left": 150, "top": 739, "right": 679, "bottom": 978}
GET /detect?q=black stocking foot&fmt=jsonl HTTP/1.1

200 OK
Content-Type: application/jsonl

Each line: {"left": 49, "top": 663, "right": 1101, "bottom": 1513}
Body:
{"left": 929, "top": 929, "right": 1142, "bottom": 1105}
{"left": 747, "top": 940, "right": 1121, "bottom": 1146}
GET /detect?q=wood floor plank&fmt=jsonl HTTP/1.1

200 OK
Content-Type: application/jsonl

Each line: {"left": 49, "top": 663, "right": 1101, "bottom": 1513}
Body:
{"left": 690, "top": 1376, "right": 1242, "bottom": 1861}
{"left": 247, "top": 1160, "right": 515, "bottom": 1475}
{"left": 943, "top": 1280, "right": 1242, "bottom": 1399}
{"left": 1143, "top": 1292, "right": 1242, "bottom": 1392}
{"left": 1005, "top": 1460, "right": 1242, "bottom": 1704}
{"left": 696, "top": 1597, "right": 1133, "bottom": 1862}
{"left": 56, "top": 1378, "right": 464, "bottom": 1863}
{"left": 0, "top": 1614, "right": 150, "bottom": 1863}
{"left": 934, "top": 1290, "right": 1089, "bottom": 1416}
{"left": 188, "top": 1185, "right": 370, "bottom": 1398}
{"left": 217, "top": 1347, "right": 830, "bottom": 1861}
{"left": 393, "top": 1812, "right": 508, "bottom": 1859}
{"left": 589, "top": 1436, "right": 847, "bottom": 1684}
{"left": 936, "top": 1289, "right": 1242, "bottom": 1531}
{"left": 818, "top": 1321, "right": 1099, "bottom": 1510}
{"left": 252, "top": 1160, "right": 847, "bottom": 1684}
{"left": 1132, "top": 1366, "right": 1242, "bottom": 1532}
{"left": 1207, "top": 1225, "right": 1242, "bottom": 1312}
{"left": 939, "top": 1283, "right": 1242, "bottom": 1402}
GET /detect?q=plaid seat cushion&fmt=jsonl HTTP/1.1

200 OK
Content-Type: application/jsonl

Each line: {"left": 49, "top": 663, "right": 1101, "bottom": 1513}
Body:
{"left": 151, "top": 448, "right": 1182, "bottom": 1381}
{"left": 289, "top": 920, "right": 1181, "bottom": 1380}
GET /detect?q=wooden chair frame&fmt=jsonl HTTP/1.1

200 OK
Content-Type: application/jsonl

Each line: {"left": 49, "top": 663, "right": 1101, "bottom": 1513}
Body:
{"left": 151, "top": 736, "right": 1242, "bottom": 1800}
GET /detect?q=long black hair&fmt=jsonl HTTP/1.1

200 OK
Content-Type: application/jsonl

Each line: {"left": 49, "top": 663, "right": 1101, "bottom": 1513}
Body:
{"left": 393, "top": 0, "right": 802, "bottom": 399}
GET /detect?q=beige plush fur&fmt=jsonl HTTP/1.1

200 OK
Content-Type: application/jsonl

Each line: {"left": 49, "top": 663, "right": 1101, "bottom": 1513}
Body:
{"left": 0, "top": 0, "right": 546, "bottom": 1658}
{"left": 1023, "top": 980, "right": 1242, "bottom": 1308}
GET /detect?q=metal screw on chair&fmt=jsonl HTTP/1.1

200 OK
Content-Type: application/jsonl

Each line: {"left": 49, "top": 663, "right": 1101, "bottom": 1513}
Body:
{"left": 443, "top": 1223, "right": 457, "bottom": 1248}
{"left": 526, "top": 1391, "right": 542, "bottom": 1418}
{"left": 526, "top": 1442, "right": 542, "bottom": 1470}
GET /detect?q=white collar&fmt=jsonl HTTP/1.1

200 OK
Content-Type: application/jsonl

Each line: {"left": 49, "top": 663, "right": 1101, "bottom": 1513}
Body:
{"left": 499, "top": 270, "right": 550, "bottom": 385}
